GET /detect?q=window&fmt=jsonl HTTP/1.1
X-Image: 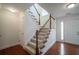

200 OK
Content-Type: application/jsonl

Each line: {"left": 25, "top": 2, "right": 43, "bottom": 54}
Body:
{"left": 61, "top": 21, "right": 64, "bottom": 40}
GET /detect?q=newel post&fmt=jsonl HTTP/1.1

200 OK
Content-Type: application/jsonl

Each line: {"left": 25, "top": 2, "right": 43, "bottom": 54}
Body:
{"left": 36, "top": 30, "right": 39, "bottom": 55}
{"left": 39, "top": 14, "right": 40, "bottom": 25}
{"left": 49, "top": 14, "right": 51, "bottom": 29}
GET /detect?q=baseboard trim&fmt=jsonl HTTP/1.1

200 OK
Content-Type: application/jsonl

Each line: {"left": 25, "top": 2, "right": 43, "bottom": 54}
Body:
{"left": 0, "top": 42, "right": 20, "bottom": 50}
{"left": 57, "top": 41, "right": 79, "bottom": 46}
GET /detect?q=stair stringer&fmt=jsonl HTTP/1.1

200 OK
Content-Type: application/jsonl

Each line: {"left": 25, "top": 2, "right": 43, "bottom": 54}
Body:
{"left": 41, "top": 29, "right": 56, "bottom": 55}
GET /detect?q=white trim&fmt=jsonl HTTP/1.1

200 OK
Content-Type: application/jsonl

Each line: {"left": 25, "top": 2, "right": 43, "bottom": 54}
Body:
{"left": 57, "top": 40, "right": 79, "bottom": 45}
{"left": 0, "top": 42, "right": 20, "bottom": 50}
{"left": 64, "top": 41, "right": 79, "bottom": 45}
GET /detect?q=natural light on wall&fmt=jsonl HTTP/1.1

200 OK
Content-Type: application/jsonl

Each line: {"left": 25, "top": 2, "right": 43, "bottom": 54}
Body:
{"left": 61, "top": 21, "right": 64, "bottom": 40}
{"left": 6, "top": 7, "right": 18, "bottom": 13}
{"left": 42, "top": 9, "right": 48, "bottom": 16}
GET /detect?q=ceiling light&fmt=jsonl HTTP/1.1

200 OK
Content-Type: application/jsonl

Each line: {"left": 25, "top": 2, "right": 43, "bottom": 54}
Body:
{"left": 67, "top": 3, "right": 76, "bottom": 8}
{"left": 6, "top": 7, "right": 18, "bottom": 13}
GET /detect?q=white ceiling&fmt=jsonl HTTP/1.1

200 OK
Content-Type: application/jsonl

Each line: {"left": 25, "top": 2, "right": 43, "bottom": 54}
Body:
{"left": 1, "top": 3, "right": 79, "bottom": 18}
{"left": 39, "top": 3, "right": 79, "bottom": 18}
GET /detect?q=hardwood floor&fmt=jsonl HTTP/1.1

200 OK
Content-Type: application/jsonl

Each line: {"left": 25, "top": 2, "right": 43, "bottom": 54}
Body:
{"left": 0, "top": 42, "right": 79, "bottom": 55}
{"left": 45, "top": 42, "right": 79, "bottom": 55}
{"left": 0, "top": 45, "right": 30, "bottom": 55}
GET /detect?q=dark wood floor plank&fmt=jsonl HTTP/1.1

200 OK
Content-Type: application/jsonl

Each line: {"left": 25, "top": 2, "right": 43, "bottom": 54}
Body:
{"left": 45, "top": 42, "right": 79, "bottom": 55}
{"left": 0, "top": 42, "right": 79, "bottom": 55}
{"left": 0, "top": 45, "right": 30, "bottom": 55}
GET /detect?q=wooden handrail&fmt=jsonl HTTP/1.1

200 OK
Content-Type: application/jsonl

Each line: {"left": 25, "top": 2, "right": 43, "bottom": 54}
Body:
{"left": 33, "top": 5, "right": 41, "bottom": 25}
{"left": 39, "top": 14, "right": 54, "bottom": 31}
{"left": 36, "top": 14, "right": 55, "bottom": 55}
{"left": 40, "top": 19, "right": 50, "bottom": 32}
{"left": 51, "top": 16, "right": 55, "bottom": 20}
{"left": 33, "top": 5, "right": 40, "bottom": 16}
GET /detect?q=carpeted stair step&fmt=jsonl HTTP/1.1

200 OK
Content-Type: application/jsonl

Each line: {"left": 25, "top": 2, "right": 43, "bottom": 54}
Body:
{"left": 28, "top": 41, "right": 44, "bottom": 49}
{"left": 31, "top": 38, "right": 47, "bottom": 43}
{"left": 33, "top": 35, "right": 48, "bottom": 39}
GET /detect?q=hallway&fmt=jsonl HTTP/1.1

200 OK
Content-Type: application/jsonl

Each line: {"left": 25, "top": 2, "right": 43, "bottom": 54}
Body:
{"left": 45, "top": 42, "right": 79, "bottom": 55}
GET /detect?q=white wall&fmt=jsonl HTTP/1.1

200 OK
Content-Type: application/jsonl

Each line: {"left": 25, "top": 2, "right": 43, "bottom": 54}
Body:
{"left": 23, "top": 11, "right": 37, "bottom": 46}
{"left": 0, "top": 8, "right": 21, "bottom": 50}
{"left": 16, "top": 12, "right": 24, "bottom": 46}
{"left": 56, "top": 15, "right": 79, "bottom": 45}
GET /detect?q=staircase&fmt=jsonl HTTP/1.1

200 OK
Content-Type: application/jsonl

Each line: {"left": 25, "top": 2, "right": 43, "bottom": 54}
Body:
{"left": 24, "top": 28, "right": 50, "bottom": 54}
{"left": 23, "top": 4, "right": 55, "bottom": 55}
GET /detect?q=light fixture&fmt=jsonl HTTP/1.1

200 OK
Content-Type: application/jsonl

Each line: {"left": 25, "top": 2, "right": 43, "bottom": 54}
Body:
{"left": 6, "top": 7, "right": 18, "bottom": 13}
{"left": 66, "top": 3, "right": 76, "bottom": 8}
